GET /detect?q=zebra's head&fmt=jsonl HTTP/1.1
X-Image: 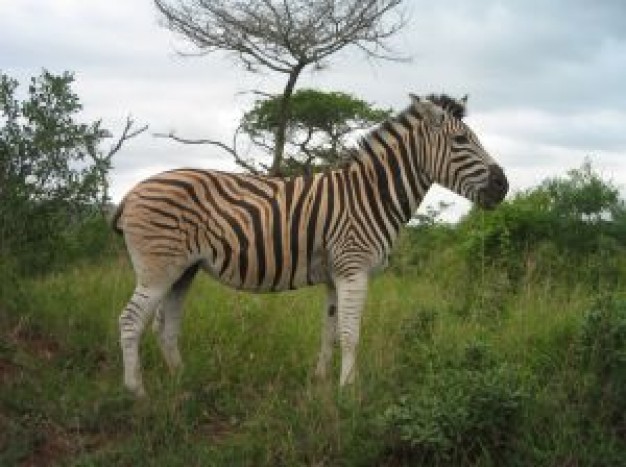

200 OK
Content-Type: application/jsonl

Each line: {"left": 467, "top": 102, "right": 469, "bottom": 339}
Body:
{"left": 409, "top": 94, "right": 508, "bottom": 209}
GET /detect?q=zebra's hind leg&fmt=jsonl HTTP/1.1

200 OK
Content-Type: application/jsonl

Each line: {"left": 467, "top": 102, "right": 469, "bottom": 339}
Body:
{"left": 315, "top": 284, "right": 338, "bottom": 380}
{"left": 335, "top": 272, "right": 369, "bottom": 387}
{"left": 152, "top": 263, "right": 199, "bottom": 375}
{"left": 119, "top": 285, "right": 169, "bottom": 397}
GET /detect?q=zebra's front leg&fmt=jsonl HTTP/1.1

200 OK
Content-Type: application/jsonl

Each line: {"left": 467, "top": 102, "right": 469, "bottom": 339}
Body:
{"left": 335, "top": 272, "right": 369, "bottom": 387}
{"left": 315, "top": 284, "right": 338, "bottom": 380}
{"left": 152, "top": 264, "right": 198, "bottom": 375}
{"left": 119, "top": 285, "right": 166, "bottom": 397}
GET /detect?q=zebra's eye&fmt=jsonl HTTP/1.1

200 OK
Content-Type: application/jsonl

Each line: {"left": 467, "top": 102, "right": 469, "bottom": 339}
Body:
{"left": 452, "top": 134, "right": 470, "bottom": 145}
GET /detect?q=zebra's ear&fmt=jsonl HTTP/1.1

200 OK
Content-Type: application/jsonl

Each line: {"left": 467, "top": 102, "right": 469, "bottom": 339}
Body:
{"left": 409, "top": 93, "right": 421, "bottom": 104}
{"left": 460, "top": 94, "right": 469, "bottom": 105}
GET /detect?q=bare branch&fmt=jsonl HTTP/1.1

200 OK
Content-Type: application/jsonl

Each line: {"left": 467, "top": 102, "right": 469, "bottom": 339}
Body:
{"left": 107, "top": 116, "right": 149, "bottom": 159}
{"left": 237, "top": 89, "right": 276, "bottom": 99}
{"left": 153, "top": 130, "right": 261, "bottom": 174}
{"left": 154, "top": 0, "right": 409, "bottom": 71}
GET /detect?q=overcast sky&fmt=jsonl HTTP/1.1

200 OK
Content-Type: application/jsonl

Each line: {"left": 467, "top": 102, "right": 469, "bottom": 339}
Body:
{"left": 1, "top": 0, "right": 625, "bottom": 220}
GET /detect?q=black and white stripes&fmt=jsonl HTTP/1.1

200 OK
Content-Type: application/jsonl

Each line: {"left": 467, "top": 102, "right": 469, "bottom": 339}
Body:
{"left": 113, "top": 94, "right": 508, "bottom": 396}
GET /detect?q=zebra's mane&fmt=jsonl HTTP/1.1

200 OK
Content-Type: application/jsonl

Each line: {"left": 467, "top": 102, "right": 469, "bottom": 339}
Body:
{"left": 337, "top": 94, "right": 467, "bottom": 167}
{"left": 424, "top": 94, "right": 467, "bottom": 120}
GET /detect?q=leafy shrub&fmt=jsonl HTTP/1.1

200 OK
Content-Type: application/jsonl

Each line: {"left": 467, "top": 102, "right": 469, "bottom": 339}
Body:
{"left": 382, "top": 364, "right": 525, "bottom": 465}
{"left": 457, "top": 160, "right": 626, "bottom": 289}
{"left": 462, "top": 339, "right": 497, "bottom": 370}
{"left": 0, "top": 257, "right": 27, "bottom": 314}
{"left": 401, "top": 306, "right": 439, "bottom": 343}
{"left": 576, "top": 297, "right": 626, "bottom": 434}
{"left": 60, "top": 213, "right": 121, "bottom": 265}
{"left": 0, "top": 70, "right": 135, "bottom": 276}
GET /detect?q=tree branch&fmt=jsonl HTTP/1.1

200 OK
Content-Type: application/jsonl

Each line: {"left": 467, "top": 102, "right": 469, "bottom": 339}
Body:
{"left": 153, "top": 130, "right": 261, "bottom": 174}
{"left": 107, "top": 116, "right": 149, "bottom": 159}
{"left": 154, "top": 0, "right": 409, "bottom": 70}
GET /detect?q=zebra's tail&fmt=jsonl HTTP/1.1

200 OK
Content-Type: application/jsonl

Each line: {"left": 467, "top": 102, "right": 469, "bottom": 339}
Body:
{"left": 109, "top": 197, "right": 126, "bottom": 235}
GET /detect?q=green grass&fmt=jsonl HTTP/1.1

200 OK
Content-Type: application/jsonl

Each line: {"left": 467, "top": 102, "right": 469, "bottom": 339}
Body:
{"left": 1, "top": 256, "right": 625, "bottom": 466}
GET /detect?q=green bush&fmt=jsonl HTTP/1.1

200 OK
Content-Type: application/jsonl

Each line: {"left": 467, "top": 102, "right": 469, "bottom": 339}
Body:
{"left": 389, "top": 223, "right": 459, "bottom": 275}
{"left": 382, "top": 339, "right": 526, "bottom": 465}
{"left": 400, "top": 306, "right": 439, "bottom": 343}
{"left": 0, "top": 257, "right": 27, "bottom": 314}
{"left": 0, "top": 70, "right": 135, "bottom": 277}
{"left": 457, "top": 160, "right": 626, "bottom": 289}
{"left": 576, "top": 297, "right": 626, "bottom": 434}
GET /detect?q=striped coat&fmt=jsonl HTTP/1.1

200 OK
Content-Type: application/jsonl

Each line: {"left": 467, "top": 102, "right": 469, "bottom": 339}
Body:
{"left": 113, "top": 94, "right": 508, "bottom": 396}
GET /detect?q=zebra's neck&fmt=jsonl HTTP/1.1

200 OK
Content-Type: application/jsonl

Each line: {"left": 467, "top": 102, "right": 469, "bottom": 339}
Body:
{"left": 349, "top": 111, "right": 432, "bottom": 227}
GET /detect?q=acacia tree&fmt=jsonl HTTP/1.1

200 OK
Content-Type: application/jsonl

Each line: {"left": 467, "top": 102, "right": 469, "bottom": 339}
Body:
{"left": 241, "top": 88, "right": 391, "bottom": 173}
{"left": 153, "top": 0, "right": 407, "bottom": 175}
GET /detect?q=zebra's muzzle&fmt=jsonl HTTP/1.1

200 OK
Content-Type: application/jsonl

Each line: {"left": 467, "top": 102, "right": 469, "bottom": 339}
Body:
{"left": 478, "top": 164, "right": 508, "bottom": 209}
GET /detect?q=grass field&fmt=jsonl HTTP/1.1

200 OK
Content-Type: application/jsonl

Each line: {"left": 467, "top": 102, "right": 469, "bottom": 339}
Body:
{"left": 1, "top": 253, "right": 625, "bottom": 466}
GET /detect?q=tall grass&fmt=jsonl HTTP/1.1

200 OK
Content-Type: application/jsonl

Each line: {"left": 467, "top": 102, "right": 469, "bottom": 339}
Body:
{"left": 1, "top": 253, "right": 624, "bottom": 466}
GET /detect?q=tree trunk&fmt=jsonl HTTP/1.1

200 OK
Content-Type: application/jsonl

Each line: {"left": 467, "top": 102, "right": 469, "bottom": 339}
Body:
{"left": 269, "top": 62, "right": 305, "bottom": 177}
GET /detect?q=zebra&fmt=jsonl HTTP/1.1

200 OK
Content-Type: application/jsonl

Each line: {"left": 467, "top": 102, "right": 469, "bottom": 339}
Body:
{"left": 112, "top": 94, "right": 508, "bottom": 397}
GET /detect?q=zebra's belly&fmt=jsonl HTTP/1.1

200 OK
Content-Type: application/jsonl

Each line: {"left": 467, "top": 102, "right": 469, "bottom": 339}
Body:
{"left": 199, "top": 249, "right": 331, "bottom": 293}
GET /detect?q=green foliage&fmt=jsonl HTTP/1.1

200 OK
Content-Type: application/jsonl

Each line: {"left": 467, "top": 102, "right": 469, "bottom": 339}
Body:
{"left": 383, "top": 354, "right": 525, "bottom": 465}
{"left": 545, "top": 159, "right": 622, "bottom": 221}
{"left": 576, "top": 297, "right": 626, "bottom": 434}
{"left": 456, "top": 160, "right": 626, "bottom": 288}
{"left": 401, "top": 306, "right": 439, "bottom": 343}
{"left": 241, "top": 88, "right": 391, "bottom": 173}
{"left": 389, "top": 222, "right": 459, "bottom": 274}
{"left": 1, "top": 159, "right": 625, "bottom": 465}
{"left": 0, "top": 70, "right": 118, "bottom": 276}
{"left": 2, "top": 256, "right": 626, "bottom": 465}
{"left": 244, "top": 89, "right": 390, "bottom": 135}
